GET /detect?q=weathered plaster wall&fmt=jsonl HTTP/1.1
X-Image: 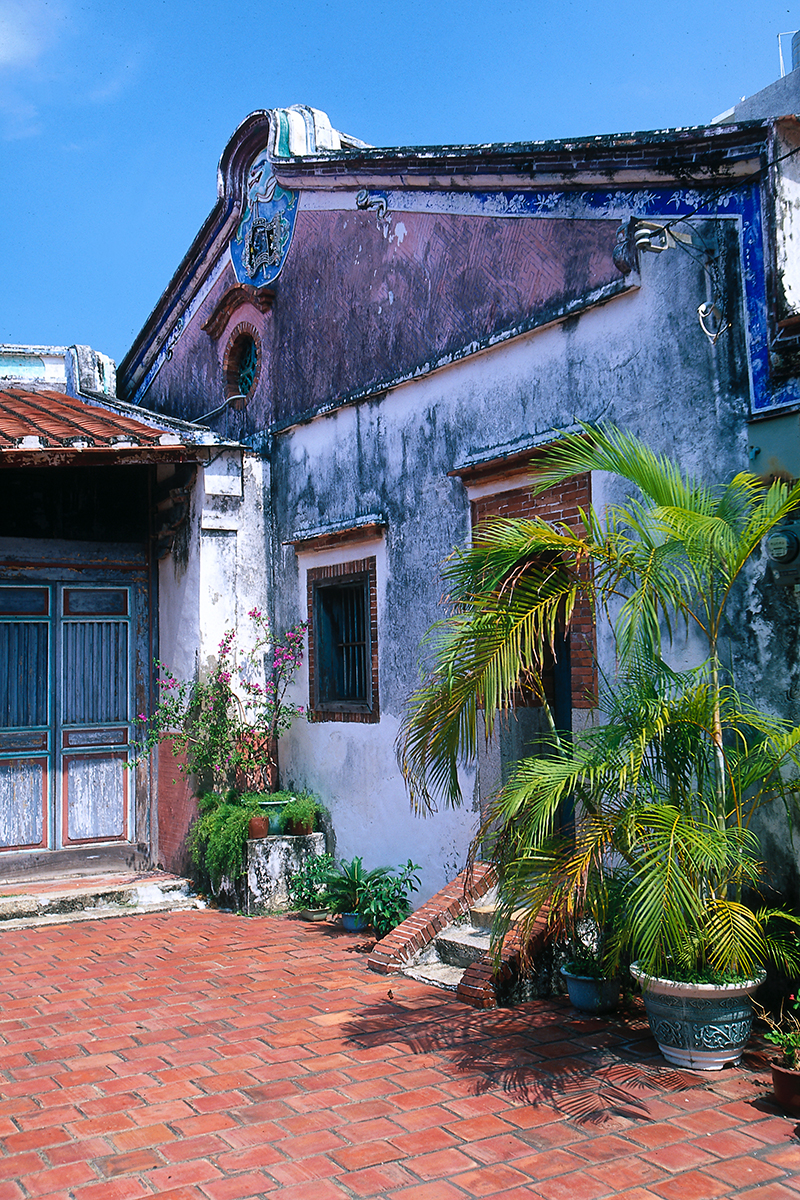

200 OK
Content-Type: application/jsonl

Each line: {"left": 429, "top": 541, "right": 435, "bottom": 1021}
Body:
{"left": 264, "top": 227, "right": 759, "bottom": 900}
{"left": 137, "top": 158, "right": 800, "bottom": 896}
{"left": 158, "top": 451, "right": 268, "bottom": 680}
{"left": 134, "top": 209, "right": 625, "bottom": 438}
{"left": 277, "top": 535, "right": 475, "bottom": 900}
{"left": 155, "top": 450, "right": 270, "bottom": 870}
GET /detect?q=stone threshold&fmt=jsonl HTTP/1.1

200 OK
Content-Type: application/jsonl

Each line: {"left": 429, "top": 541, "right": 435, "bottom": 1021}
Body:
{"left": 0, "top": 871, "right": 199, "bottom": 927}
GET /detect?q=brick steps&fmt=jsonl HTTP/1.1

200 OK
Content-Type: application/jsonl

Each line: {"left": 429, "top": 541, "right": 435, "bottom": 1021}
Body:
{"left": 367, "top": 863, "right": 550, "bottom": 1008}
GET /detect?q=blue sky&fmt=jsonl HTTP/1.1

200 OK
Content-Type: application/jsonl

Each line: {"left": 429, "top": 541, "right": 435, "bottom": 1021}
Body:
{"left": 0, "top": 0, "right": 798, "bottom": 365}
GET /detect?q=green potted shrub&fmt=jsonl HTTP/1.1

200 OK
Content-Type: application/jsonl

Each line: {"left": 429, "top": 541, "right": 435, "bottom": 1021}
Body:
{"left": 398, "top": 424, "right": 800, "bottom": 1066}
{"left": 287, "top": 852, "right": 335, "bottom": 919}
{"left": 359, "top": 859, "right": 421, "bottom": 939}
{"left": 559, "top": 873, "right": 629, "bottom": 1014}
{"left": 187, "top": 790, "right": 265, "bottom": 903}
{"left": 279, "top": 792, "right": 320, "bottom": 836}
{"left": 325, "top": 856, "right": 392, "bottom": 931}
{"left": 324, "top": 856, "right": 421, "bottom": 935}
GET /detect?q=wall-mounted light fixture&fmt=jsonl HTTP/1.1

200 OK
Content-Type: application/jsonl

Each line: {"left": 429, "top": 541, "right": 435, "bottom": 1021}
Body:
{"left": 632, "top": 219, "right": 730, "bottom": 345}
{"left": 633, "top": 220, "right": 696, "bottom": 254}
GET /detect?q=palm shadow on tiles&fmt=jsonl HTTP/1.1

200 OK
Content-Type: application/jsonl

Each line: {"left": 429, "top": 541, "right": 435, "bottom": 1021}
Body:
{"left": 342, "top": 996, "right": 723, "bottom": 1127}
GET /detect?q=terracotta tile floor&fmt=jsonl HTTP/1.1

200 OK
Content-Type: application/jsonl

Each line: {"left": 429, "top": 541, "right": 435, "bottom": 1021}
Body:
{"left": 0, "top": 910, "right": 796, "bottom": 1199}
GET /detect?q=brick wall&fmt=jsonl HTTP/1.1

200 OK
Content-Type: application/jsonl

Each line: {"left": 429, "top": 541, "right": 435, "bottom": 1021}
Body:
{"left": 471, "top": 473, "right": 596, "bottom": 708}
{"left": 156, "top": 738, "right": 197, "bottom": 876}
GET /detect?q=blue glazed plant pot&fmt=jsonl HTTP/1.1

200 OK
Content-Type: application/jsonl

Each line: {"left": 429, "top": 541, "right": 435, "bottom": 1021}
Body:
{"left": 341, "top": 912, "right": 368, "bottom": 932}
{"left": 560, "top": 966, "right": 620, "bottom": 1013}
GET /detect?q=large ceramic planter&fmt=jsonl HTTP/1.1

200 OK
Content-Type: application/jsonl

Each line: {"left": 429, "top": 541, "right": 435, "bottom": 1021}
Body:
{"left": 631, "top": 962, "right": 765, "bottom": 1071}
{"left": 771, "top": 1062, "right": 800, "bottom": 1114}
{"left": 561, "top": 966, "right": 620, "bottom": 1014}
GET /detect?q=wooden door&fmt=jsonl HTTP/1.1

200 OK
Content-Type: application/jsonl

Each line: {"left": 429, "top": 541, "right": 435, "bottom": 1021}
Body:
{"left": 0, "top": 583, "right": 134, "bottom": 852}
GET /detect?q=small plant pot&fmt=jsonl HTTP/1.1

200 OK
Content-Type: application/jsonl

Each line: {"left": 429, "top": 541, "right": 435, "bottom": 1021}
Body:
{"left": 341, "top": 912, "right": 369, "bottom": 932}
{"left": 286, "top": 819, "right": 314, "bottom": 836}
{"left": 299, "top": 908, "right": 329, "bottom": 922}
{"left": 772, "top": 1062, "right": 800, "bottom": 1114}
{"left": 560, "top": 967, "right": 620, "bottom": 1014}
{"left": 247, "top": 815, "right": 270, "bottom": 840}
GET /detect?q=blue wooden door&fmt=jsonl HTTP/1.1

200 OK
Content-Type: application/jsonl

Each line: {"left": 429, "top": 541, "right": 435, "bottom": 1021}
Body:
{"left": 0, "top": 583, "right": 133, "bottom": 851}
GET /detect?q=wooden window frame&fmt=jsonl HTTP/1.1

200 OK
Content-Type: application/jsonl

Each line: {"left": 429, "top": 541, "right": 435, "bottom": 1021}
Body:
{"left": 306, "top": 556, "right": 379, "bottom": 724}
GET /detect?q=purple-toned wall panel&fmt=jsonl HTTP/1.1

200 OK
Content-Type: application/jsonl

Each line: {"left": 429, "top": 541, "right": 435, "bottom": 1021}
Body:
{"left": 255, "top": 210, "right": 619, "bottom": 427}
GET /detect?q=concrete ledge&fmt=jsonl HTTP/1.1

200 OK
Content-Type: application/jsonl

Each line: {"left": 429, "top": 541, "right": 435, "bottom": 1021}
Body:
{"left": 247, "top": 832, "right": 326, "bottom": 911}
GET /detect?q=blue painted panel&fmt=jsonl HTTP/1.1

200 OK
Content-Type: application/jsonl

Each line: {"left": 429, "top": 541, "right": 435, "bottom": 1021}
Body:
{"left": 230, "top": 146, "right": 298, "bottom": 288}
{"left": 0, "top": 621, "right": 49, "bottom": 727}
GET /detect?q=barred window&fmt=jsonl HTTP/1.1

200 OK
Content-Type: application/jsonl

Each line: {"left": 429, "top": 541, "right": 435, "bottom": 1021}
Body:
{"left": 307, "top": 557, "right": 379, "bottom": 722}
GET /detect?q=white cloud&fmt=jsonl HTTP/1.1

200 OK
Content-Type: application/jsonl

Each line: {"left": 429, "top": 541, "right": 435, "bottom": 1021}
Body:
{"left": 0, "top": 0, "right": 60, "bottom": 69}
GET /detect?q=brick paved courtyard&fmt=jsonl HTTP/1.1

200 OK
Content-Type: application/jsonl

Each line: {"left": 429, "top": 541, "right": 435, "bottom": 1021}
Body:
{"left": 0, "top": 910, "right": 798, "bottom": 1199}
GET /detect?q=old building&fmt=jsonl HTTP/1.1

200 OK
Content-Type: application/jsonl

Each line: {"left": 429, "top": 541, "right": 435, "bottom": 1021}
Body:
{"left": 109, "top": 81, "right": 800, "bottom": 903}
{"left": 0, "top": 344, "right": 251, "bottom": 879}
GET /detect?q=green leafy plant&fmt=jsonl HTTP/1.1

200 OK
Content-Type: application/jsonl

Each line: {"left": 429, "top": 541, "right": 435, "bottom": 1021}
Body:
{"left": 279, "top": 792, "right": 320, "bottom": 834}
{"left": 359, "top": 860, "right": 421, "bottom": 939}
{"left": 133, "top": 609, "right": 307, "bottom": 793}
{"left": 754, "top": 992, "right": 800, "bottom": 1068}
{"left": 287, "top": 852, "right": 335, "bottom": 910}
{"left": 561, "top": 871, "right": 630, "bottom": 979}
{"left": 325, "top": 857, "right": 392, "bottom": 915}
{"left": 398, "top": 424, "right": 800, "bottom": 981}
{"left": 187, "top": 791, "right": 264, "bottom": 898}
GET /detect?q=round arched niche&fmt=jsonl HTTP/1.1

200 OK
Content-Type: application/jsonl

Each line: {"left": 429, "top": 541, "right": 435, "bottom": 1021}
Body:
{"left": 222, "top": 321, "right": 262, "bottom": 403}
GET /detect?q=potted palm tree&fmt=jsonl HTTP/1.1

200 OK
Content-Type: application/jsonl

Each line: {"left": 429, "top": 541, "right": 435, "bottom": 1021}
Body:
{"left": 398, "top": 424, "right": 800, "bottom": 1067}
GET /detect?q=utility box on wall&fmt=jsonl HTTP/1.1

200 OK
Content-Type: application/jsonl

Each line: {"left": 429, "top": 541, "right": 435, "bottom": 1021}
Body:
{"left": 748, "top": 412, "right": 800, "bottom": 483}
{"left": 748, "top": 412, "right": 800, "bottom": 584}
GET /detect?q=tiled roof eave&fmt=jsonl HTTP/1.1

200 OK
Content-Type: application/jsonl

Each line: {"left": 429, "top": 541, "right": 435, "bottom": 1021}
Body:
{"left": 0, "top": 387, "right": 235, "bottom": 461}
{"left": 0, "top": 445, "right": 210, "bottom": 468}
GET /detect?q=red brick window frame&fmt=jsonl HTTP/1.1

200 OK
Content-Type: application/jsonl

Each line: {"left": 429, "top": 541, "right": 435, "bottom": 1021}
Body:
{"left": 306, "top": 556, "right": 380, "bottom": 724}
{"left": 470, "top": 473, "right": 597, "bottom": 710}
{"left": 222, "top": 321, "right": 262, "bottom": 400}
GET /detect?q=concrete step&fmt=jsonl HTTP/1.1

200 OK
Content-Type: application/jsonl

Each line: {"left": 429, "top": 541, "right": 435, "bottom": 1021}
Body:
{"left": 435, "top": 924, "right": 492, "bottom": 968}
{"left": 401, "top": 916, "right": 494, "bottom": 994}
{"left": 0, "top": 873, "right": 201, "bottom": 928}
{"left": 403, "top": 960, "right": 464, "bottom": 992}
{"left": 400, "top": 888, "right": 499, "bottom": 995}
